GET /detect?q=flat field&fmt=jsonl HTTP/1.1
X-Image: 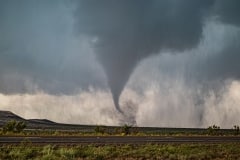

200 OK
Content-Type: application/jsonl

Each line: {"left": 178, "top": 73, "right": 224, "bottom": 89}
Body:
{"left": 1, "top": 143, "right": 240, "bottom": 160}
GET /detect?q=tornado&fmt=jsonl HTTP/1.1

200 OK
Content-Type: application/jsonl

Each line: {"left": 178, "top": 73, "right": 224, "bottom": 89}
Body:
{"left": 74, "top": 0, "right": 215, "bottom": 112}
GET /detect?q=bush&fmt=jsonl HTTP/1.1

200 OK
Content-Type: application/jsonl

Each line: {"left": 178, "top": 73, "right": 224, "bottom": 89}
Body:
{"left": 121, "top": 124, "right": 132, "bottom": 135}
{"left": 207, "top": 125, "right": 220, "bottom": 135}
{"left": 15, "top": 121, "right": 27, "bottom": 133}
{"left": 233, "top": 125, "right": 240, "bottom": 135}
{"left": 3, "top": 120, "right": 26, "bottom": 133}
{"left": 94, "top": 125, "right": 105, "bottom": 134}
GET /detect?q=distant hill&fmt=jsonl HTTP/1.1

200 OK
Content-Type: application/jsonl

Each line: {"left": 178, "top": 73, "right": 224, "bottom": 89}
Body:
{"left": 28, "top": 119, "right": 56, "bottom": 124}
{"left": 0, "top": 110, "right": 26, "bottom": 126}
{"left": 0, "top": 110, "right": 95, "bottom": 131}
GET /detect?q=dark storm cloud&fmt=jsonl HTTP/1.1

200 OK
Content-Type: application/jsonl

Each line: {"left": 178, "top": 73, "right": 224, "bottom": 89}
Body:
{"left": 199, "top": 35, "right": 240, "bottom": 81}
{"left": 74, "top": 0, "right": 214, "bottom": 112}
{"left": 0, "top": 0, "right": 106, "bottom": 94}
{"left": 214, "top": 0, "right": 240, "bottom": 26}
{"left": 191, "top": 0, "right": 240, "bottom": 84}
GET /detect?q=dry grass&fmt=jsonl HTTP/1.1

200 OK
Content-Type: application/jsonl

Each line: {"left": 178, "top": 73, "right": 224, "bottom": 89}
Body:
{"left": 1, "top": 143, "right": 240, "bottom": 160}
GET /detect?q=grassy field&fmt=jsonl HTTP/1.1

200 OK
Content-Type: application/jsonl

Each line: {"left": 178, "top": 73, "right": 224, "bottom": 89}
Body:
{"left": 1, "top": 143, "right": 240, "bottom": 160}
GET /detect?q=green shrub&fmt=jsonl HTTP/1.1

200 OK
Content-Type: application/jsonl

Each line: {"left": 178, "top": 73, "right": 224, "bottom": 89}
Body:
{"left": 3, "top": 120, "right": 26, "bottom": 133}
{"left": 94, "top": 125, "right": 106, "bottom": 134}
{"left": 233, "top": 125, "right": 240, "bottom": 135}
{"left": 58, "top": 148, "right": 76, "bottom": 160}
{"left": 207, "top": 125, "right": 220, "bottom": 135}
{"left": 15, "top": 121, "right": 27, "bottom": 132}
{"left": 121, "top": 124, "right": 132, "bottom": 135}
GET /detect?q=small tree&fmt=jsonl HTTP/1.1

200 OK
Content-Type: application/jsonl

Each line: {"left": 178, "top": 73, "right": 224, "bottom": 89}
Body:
{"left": 122, "top": 124, "right": 132, "bottom": 135}
{"left": 207, "top": 124, "right": 220, "bottom": 135}
{"left": 233, "top": 125, "right": 240, "bottom": 135}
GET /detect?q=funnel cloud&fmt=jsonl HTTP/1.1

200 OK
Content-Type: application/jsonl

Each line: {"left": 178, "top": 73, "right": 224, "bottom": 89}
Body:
{"left": 75, "top": 0, "right": 214, "bottom": 112}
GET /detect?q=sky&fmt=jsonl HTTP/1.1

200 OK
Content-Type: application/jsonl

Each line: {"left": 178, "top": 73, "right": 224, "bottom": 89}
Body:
{"left": 0, "top": 0, "right": 240, "bottom": 128}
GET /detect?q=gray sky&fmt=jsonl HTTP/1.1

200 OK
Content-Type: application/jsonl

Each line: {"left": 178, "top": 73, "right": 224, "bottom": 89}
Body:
{"left": 0, "top": 0, "right": 106, "bottom": 94}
